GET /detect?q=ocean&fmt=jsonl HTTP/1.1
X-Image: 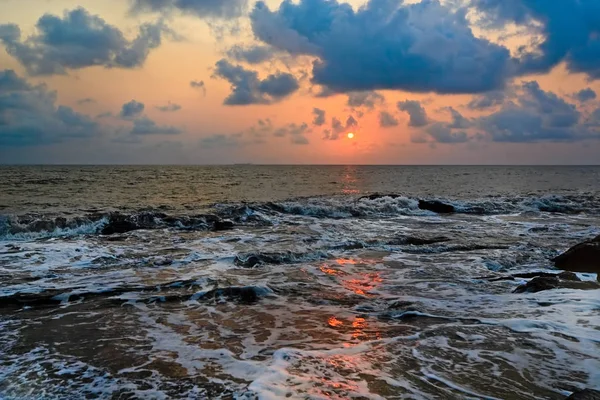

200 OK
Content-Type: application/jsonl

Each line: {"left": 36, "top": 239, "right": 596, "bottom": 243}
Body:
{"left": 1, "top": 165, "right": 599, "bottom": 399}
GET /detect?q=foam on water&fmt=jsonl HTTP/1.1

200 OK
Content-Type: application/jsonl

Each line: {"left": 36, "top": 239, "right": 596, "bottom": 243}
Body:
{"left": 1, "top": 191, "right": 600, "bottom": 398}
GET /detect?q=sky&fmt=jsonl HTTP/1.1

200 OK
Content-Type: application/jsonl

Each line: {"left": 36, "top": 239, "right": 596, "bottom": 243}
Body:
{"left": 1, "top": 0, "right": 600, "bottom": 164}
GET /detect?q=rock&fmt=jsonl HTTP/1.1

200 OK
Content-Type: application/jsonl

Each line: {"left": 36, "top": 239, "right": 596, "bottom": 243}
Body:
{"left": 359, "top": 193, "right": 401, "bottom": 201}
{"left": 101, "top": 214, "right": 138, "bottom": 235}
{"left": 557, "top": 271, "right": 581, "bottom": 281}
{"left": 213, "top": 220, "right": 234, "bottom": 231}
{"left": 513, "top": 276, "right": 560, "bottom": 293}
{"left": 402, "top": 236, "right": 451, "bottom": 246}
{"left": 553, "top": 235, "right": 600, "bottom": 279}
{"left": 566, "top": 389, "right": 600, "bottom": 400}
{"left": 418, "top": 200, "right": 455, "bottom": 214}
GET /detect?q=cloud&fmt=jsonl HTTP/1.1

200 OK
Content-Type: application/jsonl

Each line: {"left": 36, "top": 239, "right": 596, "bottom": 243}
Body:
{"left": 312, "top": 108, "right": 326, "bottom": 126}
{"left": 120, "top": 100, "right": 145, "bottom": 119}
{"left": 446, "top": 107, "right": 472, "bottom": 129}
{"left": 325, "top": 115, "right": 356, "bottom": 140}
{"left": 467, "top": 90, "right": 506, "bottom": 110}
{"left": 130, "top": 0, "right": 247, "bottom": 19}
{"left": 77, "top": 98, "right": 95, "bottom": 105}
{"left": 477, "top": 81, "right": 593, "bottom": 142}
{"left": 0, "top": 69, "right": 101, "bottom": 147}
{"left": 250, "top": 0, "right": 513, "bottom": 94}
{"left": 190, "top": 80, "right": 206, "bottom": 96}
{"left": 213, "top": 59, "right": 299, "bottom": 105}
{"left": 156, "top": 102, "right": 182, "bottom": 112}
{"left": 273, "top": 122, "right": 311, "bottom": 144}
{"left": 226, "top": 45, "right": 275, "bottom": 64}
{"left": 347, "top": 91, "right": 385, "bottom": 109}
{"left": 471, "top": 0, "right": 600, "bottom": 80}
{"left": 130, "top": 117, "right": 182, "bottom": 135}
{"left": 575, "top": 88, "right": 597, "bottom": 103}
{"left": 0, "top": 8, "right": 170, "bottom": 76}
{"left": 379, "top": 111, "right": 399, "bottom": 128}
{"left": 425, "top": 123, "right": 469, "bottom": 143}
{"left": 398, "top": 100, "right": 428, "bottom": 127}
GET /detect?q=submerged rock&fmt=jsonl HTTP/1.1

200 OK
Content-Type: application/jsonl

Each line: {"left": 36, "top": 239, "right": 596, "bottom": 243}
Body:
{"left": 513, "top": 276, "right": 560, "bottom": 293}
{"left": 553, "top": 235, "right": 600, "bottom": 278}
{"left": 418, "top": 200, "right": 455, "bottom": 214}
{"left": 566, "top": 389, "right": 600, "bottom": 400}
{"left": 213, "top": 219, "right": 234, "bottom": 231}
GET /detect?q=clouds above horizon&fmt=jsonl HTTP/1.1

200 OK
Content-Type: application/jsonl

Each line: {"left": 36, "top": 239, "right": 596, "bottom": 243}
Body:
{"left": 0, "top": 8, "right": 171, "bottom": 76}
{"left": 0, "top": 69, "right": 101, "bottom": 146}
{"left": 213, "top": 59, "right": 299, "bottom": 105}
{"left": 2, "top": 0, "right": 600, "bottom": 163}
{"left": 130, "top": 0, "right": 248, "bottom": 19}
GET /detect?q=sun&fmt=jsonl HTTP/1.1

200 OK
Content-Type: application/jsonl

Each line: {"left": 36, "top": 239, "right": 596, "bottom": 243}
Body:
{"left": 347, "top": 132, "right": 355, "bottom": 139}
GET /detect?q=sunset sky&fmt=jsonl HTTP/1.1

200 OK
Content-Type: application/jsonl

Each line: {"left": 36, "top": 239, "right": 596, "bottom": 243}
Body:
{"left": 1, "top": 0, "right": 600, "bottom": 164}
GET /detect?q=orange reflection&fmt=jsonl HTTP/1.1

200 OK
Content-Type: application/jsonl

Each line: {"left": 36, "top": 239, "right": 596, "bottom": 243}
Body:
{"left": 335, "top": 258, "right": 356, "bottom": 266}
{"left": 320, "top": 265, "right": 342, "bottom": 275}
{"left": 328, "top": 316, "right": 344, "bottom": 328}
{"left": 344, "top": 272, "right": 382, "bottom": 296}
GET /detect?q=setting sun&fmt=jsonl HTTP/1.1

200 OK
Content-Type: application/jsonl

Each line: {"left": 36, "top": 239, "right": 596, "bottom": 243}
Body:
{"left": 347, "top": 132, "right": 355, "bottom": 139}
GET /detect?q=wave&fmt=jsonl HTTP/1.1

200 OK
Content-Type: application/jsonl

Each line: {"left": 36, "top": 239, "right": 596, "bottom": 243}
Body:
{"left": 2, "top": 193, "right": 597, "bottom": 240}
{"left": 0, "top": 280, "right": 275, "bottom": 309}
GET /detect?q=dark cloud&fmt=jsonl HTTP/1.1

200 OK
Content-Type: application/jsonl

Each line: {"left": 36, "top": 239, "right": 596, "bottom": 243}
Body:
{"left": 213, "top": 59, "right": 299, "bottom": 105}
{"left": 226, "top": 45, "right": 275, "bottom": 64}
{"left": 425, "top": 123, "right": 469, "bottom": 143}
{"left": 312, "top": 108, "right": 326, "bottom": 126}
{"left": 190, "top": 80, "right": 206, "bottom": 96}
{"left": 0, "top": 69, "right": 100, "bottom": 147}
{"left": 467, "top": 90, "right": 506, "bottom": 110}
{"left": 477, "top": 81, "right": 590, "bottom": 142}
{"left": 77, "top": 98, "right": 96, "bottom": 105}
{"left": 398, "top": 100, "right": 428, "bottom": 127}
{"left": 0, "top": 8, "right": 170, "bottom": 76}
{"left": 250, "top": 0, "right": 513, "bottom": 94}
{"left": 130, "top": 0, "right": 247, "bottom": 19}
{"left": 446, "top": 107, "right": 472, "bottom": 129}
{"left": 471, "top": 0, "right": 600, "bottom": 80}
{"left": 156, "top": 102, "right": 182, "bottom": 112}
{"left": 130, "top": 117, "right": 182, "bottom": 135}
{"left": 324, "top": 115, "right": 356, "bottom": 140}
{"left": 575, "top": 88, "right": 597, "bottom": 103}
{"left": 347, "top": 91, "right": 385, "bottom": 109}
{"left": 273, "top": 122, "right": 310, "bottom": 144}
{"left": 120, "top": 100, "right": 145, "bottom": 119}
{"left": 379, "top": 111, "right": 399, "bottom": 128}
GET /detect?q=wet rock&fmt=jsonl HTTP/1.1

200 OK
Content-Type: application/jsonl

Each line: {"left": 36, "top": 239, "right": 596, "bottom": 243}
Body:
{"left": 513, "top": 276, "right": 560, "bottom": 293}
{"left": 213, "top": 219, "right": 234, "bottom": 231}
{"left": 359, "top": 193, "right": 401, "bottom": 201}
{"left": 101, "top": 213, "right": 139, "bottom": 235}
{"left": 418, "top": 200, "right": 455, "bottom": 214}
{"left": 402, "top": 236, "right": 451, "bottom": 246}
{"left": 553, "top": 235, "right": 600, "bottom": 278}
{"left": 557, "top": 271, "right": 581, "bottom": 281}
{"left": 566, "top": 389, "right": 600, "bottom": 400}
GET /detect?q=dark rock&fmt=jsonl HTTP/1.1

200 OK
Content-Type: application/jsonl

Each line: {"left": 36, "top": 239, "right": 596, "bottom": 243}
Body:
{"left": 101, "top": 214, "right": 139, "bottom": 235}
{"left": 235, "top": 254, "right": 262, "bottom": 268}
{"left": 359, "top": 193, "right": 401, "bottom": 201}
{"left": 557, "top": 271, "right": 581, "bottom": 281}
{"left": 213, "top": 220, "right": 234, "bottom": 231}
{"left": 418, "top": 200, "right": 455, "bottom": 214}
{"left": 566, "top": 389, "right": 600, "bottom": 400}
{"left": 513, "top": 276, "right": 560, "bottom": 293}
{"left": 553, "top": 235, "right": 600, "bottom": 279}
{"left": 402, "top": 236, "right": 451, "bottom": 246}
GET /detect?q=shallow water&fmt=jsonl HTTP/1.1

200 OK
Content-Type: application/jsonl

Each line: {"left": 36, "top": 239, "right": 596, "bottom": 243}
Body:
{"left": 1, "top": 166, "right": 599, "bottom": 399}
